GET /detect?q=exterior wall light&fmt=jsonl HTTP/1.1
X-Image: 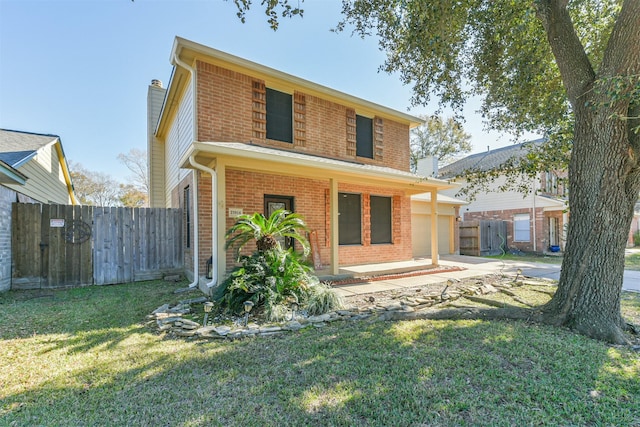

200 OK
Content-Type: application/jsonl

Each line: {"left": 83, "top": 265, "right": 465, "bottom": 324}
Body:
{"left": 243, "top": 301, "right": 254, "bottom": 327}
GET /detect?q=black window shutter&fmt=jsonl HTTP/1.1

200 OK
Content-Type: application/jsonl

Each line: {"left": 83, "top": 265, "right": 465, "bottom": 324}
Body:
{"left": 266, "top": 88, "right": 293, "bottom": 143}
{"left": 370, "top": 196, "right": 392, "bottom": 244}
{"left": 356, "top": 115, "right": 373, "bottom": 158}
{"left": 338, "top": 193, "right": 361, "bottom": 245}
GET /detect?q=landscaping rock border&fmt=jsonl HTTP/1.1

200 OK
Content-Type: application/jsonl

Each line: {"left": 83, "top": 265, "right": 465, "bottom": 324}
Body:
{"left": 148, "top": 274, "right": 555, "bottom": 340}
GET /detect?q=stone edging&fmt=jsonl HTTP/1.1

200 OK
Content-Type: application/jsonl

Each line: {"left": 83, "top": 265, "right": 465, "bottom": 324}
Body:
{"left": 149, "top": 279, "right": 529, "bottom": 340}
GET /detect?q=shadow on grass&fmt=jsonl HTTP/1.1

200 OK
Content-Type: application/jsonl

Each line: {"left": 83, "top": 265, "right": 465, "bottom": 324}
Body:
{"left": 2, "top": 311, "right": 639, "bottom": 426}
{"left": 0, "top": 280, "right": 192, "bottom": 351}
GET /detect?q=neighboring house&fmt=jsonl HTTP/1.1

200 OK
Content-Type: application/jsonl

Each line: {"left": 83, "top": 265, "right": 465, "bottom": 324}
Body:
{"left": 0, "top": 129, "right": 77, "bottom": 292}
{"left": 629, "top": 202, "right": 640, "bottom": 247}
{"left": 0, "top": 129, "right": 77, "bottom": 205}
{"left": 147, "top": 37, "right": 457, "bottom": 293}
{"left": 439, "top": 140, "right": 568, "bottom": 254}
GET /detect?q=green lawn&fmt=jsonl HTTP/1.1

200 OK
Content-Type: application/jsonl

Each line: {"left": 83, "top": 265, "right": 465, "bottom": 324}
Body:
{"left": 626, "top": 253, "right": 640, "bottom": 270}
{"left": 1, "top": 281, "right": 639, "bottom": 426}
{"left": 483, "top": 250, "right": 640, "bottom": 270}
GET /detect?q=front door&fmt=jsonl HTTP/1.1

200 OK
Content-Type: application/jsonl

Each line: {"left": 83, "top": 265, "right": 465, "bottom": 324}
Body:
{"left": 549, "top": 217, "right": 559, "bottom": 246}
{"left": 264, "top": 195, "right": 294, "bottom": 250}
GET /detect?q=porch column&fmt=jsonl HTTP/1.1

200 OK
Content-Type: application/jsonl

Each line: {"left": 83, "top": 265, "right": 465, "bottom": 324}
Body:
{"left": 431, "top": 189, "right": 439, "bottom": 265}
{"left": 216, "top": 160, "right": 226, "bottom": 284}
{"left": 449, "top": 215, "right": 455, "bottom": 254}
{"left": 330, "top": 178, "right": 339, "bottom": 275}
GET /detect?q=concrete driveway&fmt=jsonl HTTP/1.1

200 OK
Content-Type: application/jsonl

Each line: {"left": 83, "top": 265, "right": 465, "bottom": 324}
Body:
{"left": 439, "top": 254, "right": 639, "bottom": 293}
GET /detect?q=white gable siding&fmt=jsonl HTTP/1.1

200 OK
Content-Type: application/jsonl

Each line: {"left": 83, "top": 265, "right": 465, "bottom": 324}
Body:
{"left": 3, "top": 143, "right": 71, "bottom": 204}
{"left": 165, "top": 82, "right": 194, "bottom": 207}
{"left": 441, "top": 175, "right": 562, "bottom": 218}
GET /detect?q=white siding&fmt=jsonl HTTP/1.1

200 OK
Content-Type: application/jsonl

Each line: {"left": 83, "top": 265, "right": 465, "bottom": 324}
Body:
{"left": 3, "top": 143, "right": 71, "bottom": 204}
{"left": 443, "top": 175, "right": 562, "bottom": 218}
{"left": 165, "top": 82, "right": 194, "bottom": 207}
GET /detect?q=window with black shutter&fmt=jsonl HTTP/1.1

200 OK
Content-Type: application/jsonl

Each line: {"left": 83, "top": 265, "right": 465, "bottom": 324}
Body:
{"left": 356, "top": 115, "right": 373, "bottom": 158}
{"left": 338, "top": 193, "right": 361, "bottom": 245}
{"left": 370, "top": 196, "right": 392, "bottom": 244}
{"left": 266, "top": 88, "right": 293, "bottom": 143}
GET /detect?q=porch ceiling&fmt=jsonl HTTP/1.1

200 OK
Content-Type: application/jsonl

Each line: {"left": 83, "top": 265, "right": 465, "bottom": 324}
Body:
{"left": 180, "top": 141, "right": 457, "bottom": 194}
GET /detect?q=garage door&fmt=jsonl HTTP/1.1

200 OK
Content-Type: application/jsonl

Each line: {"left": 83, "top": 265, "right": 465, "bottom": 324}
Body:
{"left": 411, "top": 214, "right": 451, "bottom": 257}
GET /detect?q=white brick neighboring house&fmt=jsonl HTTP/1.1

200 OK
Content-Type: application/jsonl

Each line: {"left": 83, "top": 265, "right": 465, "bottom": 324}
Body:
{"left": 0, "top": 129, "right": 77, "bottom": 291}
{"left": 439, "top": 140, "right": 568, "bottom": 254}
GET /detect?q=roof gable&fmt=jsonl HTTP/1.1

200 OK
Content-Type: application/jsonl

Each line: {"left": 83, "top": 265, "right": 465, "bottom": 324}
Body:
{"left": 0, "top": 129, "right": 59, "bottom": 167}
{"left": 439, "top": 139, "right": 545, "bottom": 178}
{"left": 157, "top": 37, "right": 423, "bottom": 137}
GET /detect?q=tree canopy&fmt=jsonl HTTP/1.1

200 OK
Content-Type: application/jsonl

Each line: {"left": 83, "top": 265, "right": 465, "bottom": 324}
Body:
{"left": 340, "top": 0, "right": 640, "bottom": 344}
{"left": 410, "top": 115, "right": 472, "bottom": 172}
{"left": 232, "top": 0, "right": 639, "bottom": 344}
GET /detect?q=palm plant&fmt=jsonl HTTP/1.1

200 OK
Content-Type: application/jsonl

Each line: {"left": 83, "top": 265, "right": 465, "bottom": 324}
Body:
{"left": 225, "top": 209, "right": 310, "bottom": 260}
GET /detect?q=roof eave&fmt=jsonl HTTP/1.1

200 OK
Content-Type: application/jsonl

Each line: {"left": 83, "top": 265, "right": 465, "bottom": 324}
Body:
{"left": 0, "top": 160, "right": 27, "bottom": 185}
{"left": 180, "top": 142, "right": 457, "bottom": 193}
{"left": 163, "top": 37, "right": 423, "bottom": 129}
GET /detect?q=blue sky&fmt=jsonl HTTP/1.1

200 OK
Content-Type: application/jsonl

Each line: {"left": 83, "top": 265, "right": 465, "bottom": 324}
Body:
{"left": 0, "top": 0, "right": 531, "bottom": 181}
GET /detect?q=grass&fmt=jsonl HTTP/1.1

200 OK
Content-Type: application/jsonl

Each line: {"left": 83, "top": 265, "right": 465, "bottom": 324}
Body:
{"left": 1, "top": 281, "right": 639, "bottom": 426}
{"left": 483, "top": 252, "right": 564, "bottom": 265}
{"left": 483, "top": 250, "right": 640, "bottom": 270}
{"left": 626, "top": 253, "right": 640, "bottom": 271}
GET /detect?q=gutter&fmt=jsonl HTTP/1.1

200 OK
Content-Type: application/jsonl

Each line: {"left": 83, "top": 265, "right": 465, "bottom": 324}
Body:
{"left": 171, "top": 52, "right": 218, "bottom": 292}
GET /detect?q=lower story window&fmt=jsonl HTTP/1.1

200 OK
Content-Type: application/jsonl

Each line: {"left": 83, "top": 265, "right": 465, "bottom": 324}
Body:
{"left": 370, "top": 196, "right": 392, "bottom": 244}
{"left": 339, "top": 193, "right": 361, "bottom": 245}
{"left": 514, "top": 213, "right": 531, "bottom": 242}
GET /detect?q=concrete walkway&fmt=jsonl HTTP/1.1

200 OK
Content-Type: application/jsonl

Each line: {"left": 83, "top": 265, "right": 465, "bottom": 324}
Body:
{"left": 333, "top": 254, "right": 639, "bottom": 297}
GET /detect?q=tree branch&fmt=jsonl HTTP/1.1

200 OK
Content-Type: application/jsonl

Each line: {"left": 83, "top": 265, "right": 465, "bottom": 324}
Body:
{"left": 534, "top": 0, "right": 595, "bottom": 106}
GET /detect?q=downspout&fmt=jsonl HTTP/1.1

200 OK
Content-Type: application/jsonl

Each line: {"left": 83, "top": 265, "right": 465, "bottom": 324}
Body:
{"left": 172, "top": 52, "right": 204, "bottom": 289}
{"left": 189, "top": 155, "right": 218, "bottom": 291}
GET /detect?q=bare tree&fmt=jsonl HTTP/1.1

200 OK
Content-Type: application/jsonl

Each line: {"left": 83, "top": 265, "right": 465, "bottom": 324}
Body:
{"left": 410, "top": 115, "right": 472, "bottom": 172}
{"left": 117, "top": 148, "right": 149, "bottom": 198}
{"left": 69, "top": 161, "right": 121, "bottom": 206}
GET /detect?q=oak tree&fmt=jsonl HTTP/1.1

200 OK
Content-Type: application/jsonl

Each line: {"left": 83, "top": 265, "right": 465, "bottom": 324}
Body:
{"left": 336, "top": 0, "right": 640, "bottom": 344}
{"left": 234, "top": 0, "right": 640, "bottom": 343}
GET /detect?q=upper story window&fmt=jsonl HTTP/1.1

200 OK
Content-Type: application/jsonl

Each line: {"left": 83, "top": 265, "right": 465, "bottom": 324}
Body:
{"left": 356, "top": 115, "right": 373, "bottom": 159}
{"left": 544, "top": 171, "right": 558, "bottom": 194}
{"left": 266, "top": 88, "right": 293, "bottom": 143}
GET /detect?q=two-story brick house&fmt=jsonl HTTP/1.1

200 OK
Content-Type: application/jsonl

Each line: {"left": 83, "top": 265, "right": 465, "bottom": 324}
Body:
{"left": 148, "top": 37, "right": 455, "bottom": 293}
{"left": 439, "top": 140, "right": 568, "bottom": 254}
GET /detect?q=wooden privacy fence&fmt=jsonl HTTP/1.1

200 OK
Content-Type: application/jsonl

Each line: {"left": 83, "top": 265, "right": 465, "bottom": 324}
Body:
{"left": 459, "top": 220, "right": 507, "bottom": 256}
{"left": 12, "top": 203, "right": 183, "bottom": 289}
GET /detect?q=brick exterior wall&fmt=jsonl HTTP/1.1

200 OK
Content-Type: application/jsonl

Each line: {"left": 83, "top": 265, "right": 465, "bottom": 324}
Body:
{"left": 195, "top": 60, "right": 411, "bottom": 171}
{"left": 629, "top": 214, "right": 640, "bottom": 246}
{"left": 216, "top": 169, "right": 413, "bottom": 272}
{"left": 171, "top": 173, "right": 196, "bottom": 280}
{"left": 0, "top": 186, "right": 15, "bottom": 292}
{"left": 185, "top": 58, "right": 416, "bottom": 276}
{"left": 464, "top": 207, "right": 564, "bottom": 253}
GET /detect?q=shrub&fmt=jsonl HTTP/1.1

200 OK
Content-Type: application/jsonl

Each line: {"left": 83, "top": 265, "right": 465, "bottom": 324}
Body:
{"left": 215, "top": 210, "right": 343, "bottom": 321}
{"left": 304, "top": 282, "right": 344, "bottom": 316}
{"left": 634, "top": 231, "right": 640, "bottom": 247}
{"left": 212, "top": 248, "right": 316, "bottom": 315}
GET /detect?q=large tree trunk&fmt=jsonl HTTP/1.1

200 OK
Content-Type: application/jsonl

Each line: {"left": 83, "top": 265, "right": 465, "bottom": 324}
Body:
{"left": 536, "top": 0, "right": 640, "bottom": 344}
{"left": 541, "top": 104, "right": 639, "bottom": 344}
